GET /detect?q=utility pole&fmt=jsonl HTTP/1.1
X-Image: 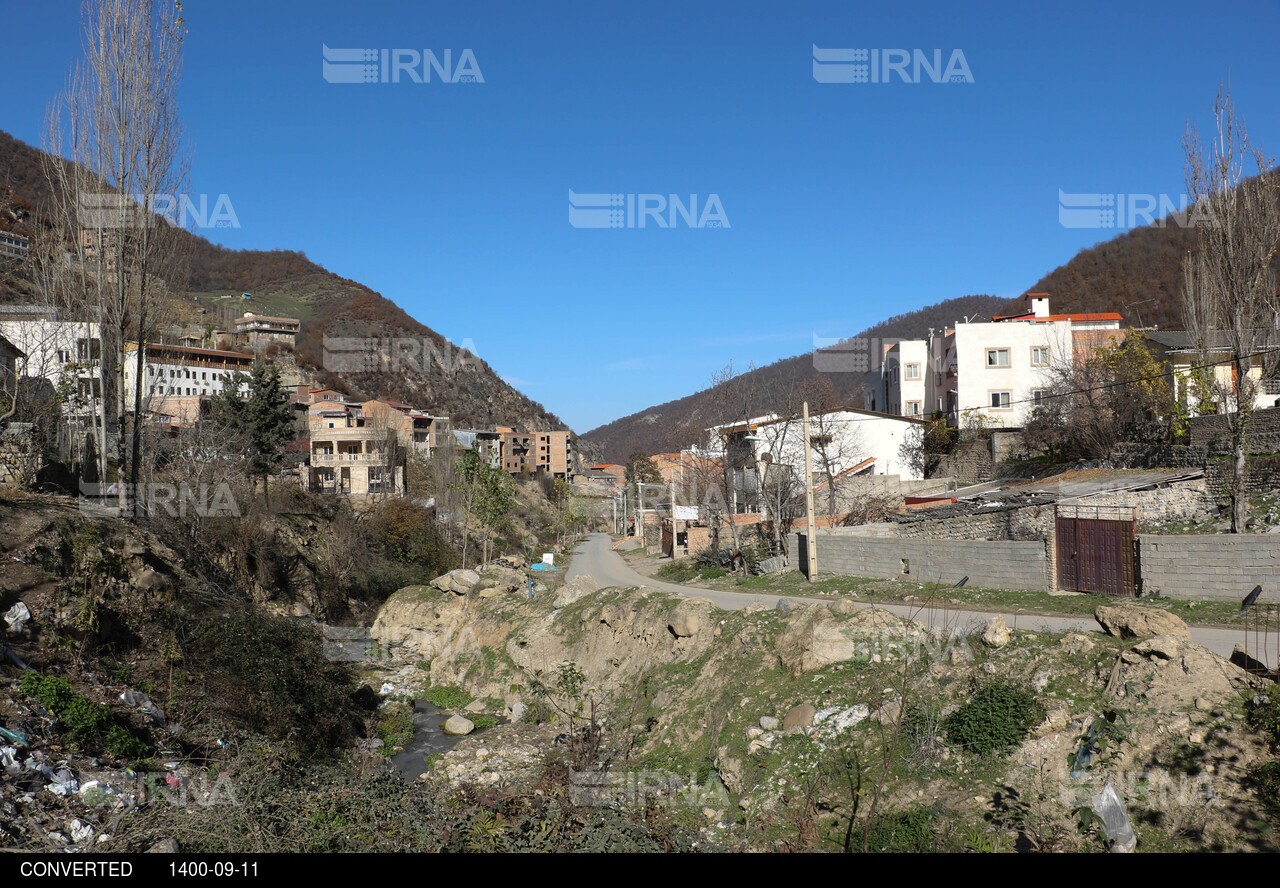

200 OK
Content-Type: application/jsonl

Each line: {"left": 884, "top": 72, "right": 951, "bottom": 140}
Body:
{"left": 670, "top": 479, "right": 678, "bottom": 557}
{"left": 636, "top": 482, "right": 645, "bottom": 543}
{"left": 802, "top": 400, "right": 817, "bottom": 581}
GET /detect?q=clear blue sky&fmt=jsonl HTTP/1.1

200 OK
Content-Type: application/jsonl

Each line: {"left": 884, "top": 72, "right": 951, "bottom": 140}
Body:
{"left": 5, "top": 0, "right": 1280, "bottom": 433}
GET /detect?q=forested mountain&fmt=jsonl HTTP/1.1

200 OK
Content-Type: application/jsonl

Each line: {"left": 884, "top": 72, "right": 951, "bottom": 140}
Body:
{"left": 0, "top": 129, "right": 567, "bottom": 433}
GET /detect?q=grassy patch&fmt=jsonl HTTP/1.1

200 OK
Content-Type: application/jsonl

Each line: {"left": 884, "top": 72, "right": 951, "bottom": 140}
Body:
{"left": 375, "top": 703, "right": 416, "bottom": 750}
{"left": 424, "top": 685, "right": 474, "bottom": 710}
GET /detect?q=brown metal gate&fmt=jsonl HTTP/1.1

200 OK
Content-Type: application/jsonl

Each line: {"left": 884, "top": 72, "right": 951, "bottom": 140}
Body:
{"left": 1055, "top": 505, "right": 1136, "bottom": 596}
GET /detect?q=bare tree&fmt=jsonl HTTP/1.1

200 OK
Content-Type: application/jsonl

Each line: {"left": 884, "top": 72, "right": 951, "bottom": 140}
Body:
{"left": 44, "top": 0, "right": 190, "bottom": 500}
{"left": 1181, "top": 84, "right": 1280, "bottom": 532}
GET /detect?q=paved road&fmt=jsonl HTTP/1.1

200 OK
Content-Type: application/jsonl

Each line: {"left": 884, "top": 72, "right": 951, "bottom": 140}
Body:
{"left": 566, "top": 532, "right": 1248, "bottom": 662}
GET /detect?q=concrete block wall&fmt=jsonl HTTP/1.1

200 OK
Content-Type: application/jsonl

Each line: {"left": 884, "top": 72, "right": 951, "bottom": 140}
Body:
{"left": 1138, "top": 534, "right": 1280, "bottom": 601}
{"left": 789, "top": 531, "right": 1048, "bottom": 591}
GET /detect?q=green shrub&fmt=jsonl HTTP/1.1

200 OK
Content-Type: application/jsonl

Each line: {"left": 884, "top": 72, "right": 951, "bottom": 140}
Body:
{"left": 191, "top": 610, "right": 376, "bottom": 757}
{"left": 861, "top": 808, "right": 938, "bottom": 853}
{"left": 105, "top": 724, "right": 148, "bottom": 760}
{"left": 943, "top": 681, "right": 1043, "bottom": 756}
{"left": 20, "top": 672, "right": 147, "bottom": 758}
{"left": 470, "top": 715, "right": 499, "bottom": 730}
{"left": 425, "top": 685, "right": 474, "bottom": 710}
{"left": 699, "top": 567, "right": 727, "bottom": 580}
{"left": 375, "top": 703, "right": 416, "bottom": 749}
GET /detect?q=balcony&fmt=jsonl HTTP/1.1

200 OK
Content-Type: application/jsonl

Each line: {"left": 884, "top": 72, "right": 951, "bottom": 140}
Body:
{"left": 311, "top": 451, "right": 389, "bottom": 467}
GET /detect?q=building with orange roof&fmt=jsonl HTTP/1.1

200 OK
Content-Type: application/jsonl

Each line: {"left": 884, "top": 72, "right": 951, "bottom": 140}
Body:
{"left": 865, "top": 293, "right": 1124, "bottom": 427}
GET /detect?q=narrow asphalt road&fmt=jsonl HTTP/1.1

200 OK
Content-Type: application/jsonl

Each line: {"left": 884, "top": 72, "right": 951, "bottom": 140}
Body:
{"left": 565, "top": 532, "right": 1248, "bottom": 662}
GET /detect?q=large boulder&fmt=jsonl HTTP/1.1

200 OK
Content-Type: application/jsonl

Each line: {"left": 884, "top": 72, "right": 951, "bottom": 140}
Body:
{"left": 1095, "top": 604, "right": 1191, "bottom": 641}
{"left": 783, "top": 703, "right": 817, "bottom": 730}
{"left": 443, "top": 715, "right": 475, "bottom": 736}
{"left": 479, "top": 566, "right": 526, "bottom": 595}
{"left": 430, "top": 569, "right": 481, "bottom": 595}
{"left": 981, "top": 615, "right": 1011, "bottom": 648}
{"left": 553, "top": 574, "right": 600, "bottom": 608}
{"left": 667, "top": 598, "right": 715, "bottom": 638}
{"left": 776, "top": 604, "right": 926, "bottom": 676}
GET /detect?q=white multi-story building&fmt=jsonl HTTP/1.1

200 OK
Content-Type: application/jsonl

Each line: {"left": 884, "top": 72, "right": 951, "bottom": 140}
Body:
{"left": 865, "top": 293, "right": 1123, "bottom": 427}
{"left": 124, "top": 343, "right": 255, "bottom": 427}
{"left": 0, "top": 308, "right": 103, "bottom": 414}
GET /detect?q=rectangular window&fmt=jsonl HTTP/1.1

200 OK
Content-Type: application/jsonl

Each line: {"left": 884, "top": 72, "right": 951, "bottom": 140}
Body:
{"left": 906, "top": 400, "right": 922, "bottom": 416}
{"left": 1033, "top": 389, "right": 1047, "bottom": 406}
{"left": 990, "top": 391, "right": 1011, "bottom": 409}
{"left": 1031, "top": 346, "right": 1049, "bottom": 367}
{"left": 987, "top": 348, "right": 1010, "bottom": 368}
{"left": 904, "top": 363, "right": 921, "bottom": 380}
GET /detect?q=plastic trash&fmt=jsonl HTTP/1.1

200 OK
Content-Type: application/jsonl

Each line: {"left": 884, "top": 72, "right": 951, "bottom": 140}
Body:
{"left": 3, "top": 602, "right": 30, "bottom": 633}
{"left": 380, "top": 682, "right": 395, "bottom": 695}
{"left": 47, "top": 768, "right": 79, "bottom": 796}
{"left": 68, "top": 819, "right": 94, "bottom": 843}
{"left": 0, "top": 726, "right": 29, "bottom": 747}
{"left": 0, "top": 746, "right": 20, "bottom": 775}
{"left": 1091, "top": 781, "right": 1136, "bottom": 852}
{"left": 0, "top": 646, "right": 31, "bottom": 670}
{"left": 120, "top": 690, "right": 165, "bottom": 724}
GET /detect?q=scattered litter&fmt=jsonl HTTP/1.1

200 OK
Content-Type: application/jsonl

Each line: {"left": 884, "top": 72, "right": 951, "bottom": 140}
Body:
{"left": 0, "top": 646, "right": 31, "bottom": 670}
{"left": 1, "top": 746, "right": 21, "bottom": 774}
{"left": 0, "top": 726, "right": 29, "bottom": 747}
{"left": 1091, "top": 781, "right": 1136, "bottom": 852}
{"left": 119, "top": 690, "right": 165, "bottom": 724}
{"left": 47, "top": 768, "right": 79, "bottom": 796}
{"left": 67, "top": 819, "right": 94, "bottom": 844}
{"left": 380, "top": 683, "right": 395, "bottom": 695}
{"left": 3, "top": 602, "right": 31, "bottom": 634}
{"left": 164, "top": 773, "right": 183, "bottom": 789}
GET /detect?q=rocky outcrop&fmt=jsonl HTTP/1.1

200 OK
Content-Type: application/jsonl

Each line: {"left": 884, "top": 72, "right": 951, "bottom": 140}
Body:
{"left": 553, "top": 575, "right": 599, "bottom": 608}
{"left": 430, "top": 569, "right": 481, "bottom": 595}
{"left": 1095, "top": 604, "right": 1192, "bottom": 641}
{"left": 775, "top": 604, "right": 926, "bottom": 676}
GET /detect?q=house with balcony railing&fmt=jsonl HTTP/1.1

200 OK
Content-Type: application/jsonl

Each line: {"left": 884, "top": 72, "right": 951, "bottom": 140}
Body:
{"left": 303, "top": 402, "right": 405, "bottom": 499}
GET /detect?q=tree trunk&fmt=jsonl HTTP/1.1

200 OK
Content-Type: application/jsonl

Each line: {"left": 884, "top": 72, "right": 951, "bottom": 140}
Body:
{"left": 1233, "top": 437, "right": 1247, "bottom": 533}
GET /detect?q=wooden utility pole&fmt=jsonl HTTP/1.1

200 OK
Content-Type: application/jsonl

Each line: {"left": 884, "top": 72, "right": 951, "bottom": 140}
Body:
{"left": 802, "top": 400, "right": 817, "bottom": 580}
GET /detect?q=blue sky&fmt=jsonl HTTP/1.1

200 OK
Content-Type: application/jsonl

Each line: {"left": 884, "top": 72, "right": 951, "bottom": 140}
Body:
{"left": 5, "top": 0, "right": 1280, "bottom": 433}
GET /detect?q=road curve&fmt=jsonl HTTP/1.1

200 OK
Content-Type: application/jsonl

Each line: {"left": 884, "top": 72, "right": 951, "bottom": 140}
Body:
{"left": 566, "top": 533, "right": 1246, "bottom": 662}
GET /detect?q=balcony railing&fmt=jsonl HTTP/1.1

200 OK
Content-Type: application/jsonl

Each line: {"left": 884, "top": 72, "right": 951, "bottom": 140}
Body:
{"left": 311, "top": 451, "right": 389, "bottom": 466}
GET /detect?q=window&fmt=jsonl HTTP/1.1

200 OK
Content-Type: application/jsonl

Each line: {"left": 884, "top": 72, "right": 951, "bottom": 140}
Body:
{"left": 990, "top": 391, "right": 1011, "bottom": 409}
{"left": 986, "top": 348, "right": 1010, "bottom": 368}
{"left": 906, "top": 400, "right": 922, "bottom": 416}
{"left": 1032, "top": 389, "right": 1047, "bottom": 406}
{"left": 1031, "top": 346, "right": 1049, "bottom": 367}
{"left": 904, "top": 363, "right": 921, "bottom": 380}
{"left": 57, "top": 350, "right": 71, "bottom": 364}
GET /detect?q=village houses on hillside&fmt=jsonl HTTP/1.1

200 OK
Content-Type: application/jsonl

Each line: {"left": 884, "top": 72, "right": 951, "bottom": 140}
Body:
{"left": 0, "top": 306, "right": 578, "bottom": 503}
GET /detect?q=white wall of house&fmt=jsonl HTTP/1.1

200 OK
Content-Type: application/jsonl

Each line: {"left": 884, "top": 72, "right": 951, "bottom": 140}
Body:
{"left": 953, "top": 320, "right": 1071, "bottom": 427}
{"left": 0, "top": 319, "right": 100, "bottom": 386}
{"left": 747, "top": 409, "right": 923, "bottom": 483}
{"left": 123, "top": 349, "right": 251, "bottom": 413}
